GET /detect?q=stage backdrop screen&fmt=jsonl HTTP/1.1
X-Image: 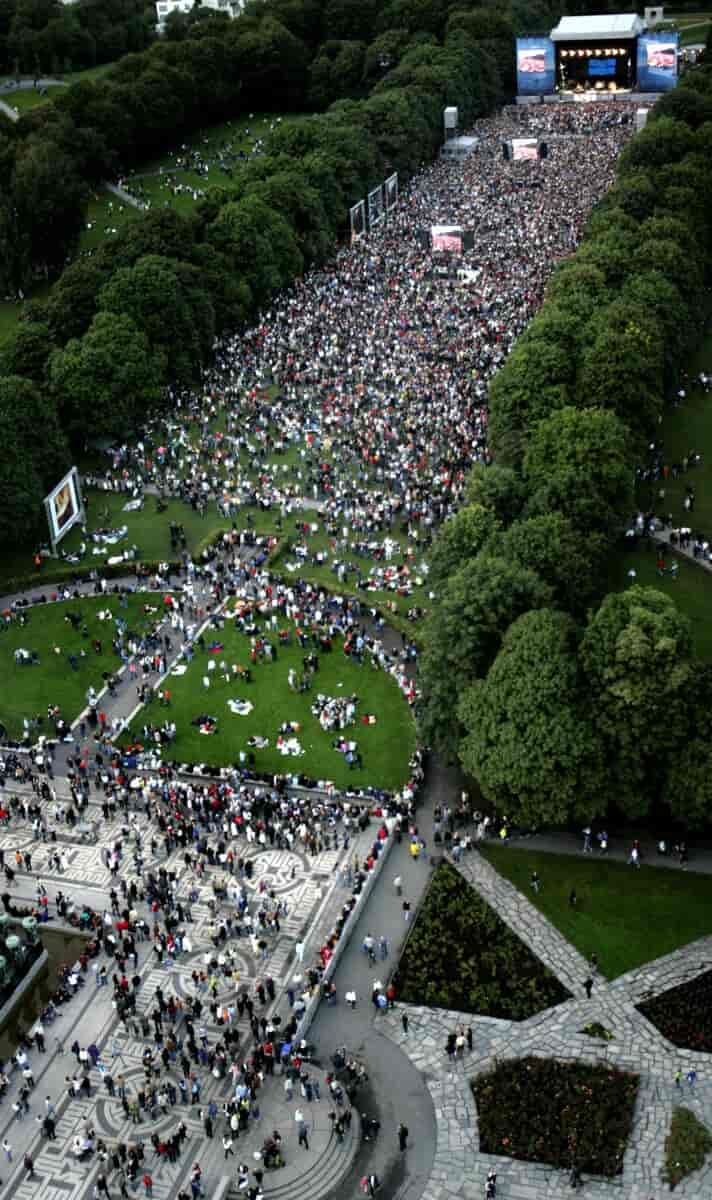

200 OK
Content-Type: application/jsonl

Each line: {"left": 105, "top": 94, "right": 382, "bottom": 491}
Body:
{"left": 637, "top": 31, "right": 678, "bottom": 91}
{"left": 516, "top": 37, "right": 555, "bottom": 95}
{"left": 588, "top": 58, "right": 616, "bottom": 77}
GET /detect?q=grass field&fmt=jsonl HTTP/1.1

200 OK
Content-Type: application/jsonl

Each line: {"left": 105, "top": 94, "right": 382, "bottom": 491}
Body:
{"left": 80, "top": 189, "right": 141, "bottom": 254}
{"left": 480, "top": 846, "right": 712, "bottom": 980}
{"left": 124, "top": 610, "right": 415, "bottom": 789}
{"left": 5, "top": 84, "right": 66, "bottom": 112}
{"left": 0, "top": 594, "right": 160, "bottom": 737}
{"left": 122, "top": 114, "right": 294, "bottom": 215}
{"left": 607, "top": 541, "right": 712, "bottom": 659}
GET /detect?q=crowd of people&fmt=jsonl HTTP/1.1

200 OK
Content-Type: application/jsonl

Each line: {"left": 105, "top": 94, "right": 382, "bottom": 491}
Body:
{"left": 1, "top": 99, "right": 646, "bottom": 1198}
{"left": 72, "top": 103, "right": 640, "bottom": 624}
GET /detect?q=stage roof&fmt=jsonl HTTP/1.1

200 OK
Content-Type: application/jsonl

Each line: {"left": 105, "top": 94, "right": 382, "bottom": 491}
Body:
{"left": 550, "top": 13, "right": 645, "bottom": 42}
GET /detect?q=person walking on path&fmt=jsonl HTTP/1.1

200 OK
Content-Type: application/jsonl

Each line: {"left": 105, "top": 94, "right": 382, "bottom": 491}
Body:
{"left": 584, "top": 977, "right": 593, "bottom": 999}
{"left": 398, "top": 1123, "right": 408, "bottom": 1152}
{"left": 402, "top": 899, "right": 411, "bottom": 922}
{"left": 295, "top": 1109, "right": 309, "bottom": 1150}
{"left": 401, "top": 1012, "right": 409, "bottom": 1036}
{"left": 675, "top": 1069, "right": 682, "bottom": 1089}
{"left": 687, "top": 1069, "right": 697, "bottom": 1089}
{"left": 393, "top": 876, "right": 402, "bottom": 897}
{"left": 2, "top": 1139, "right": 11, "bottom": 1163}
{"left": 24, "top": 1154, "right": 36, "bottom": 1179}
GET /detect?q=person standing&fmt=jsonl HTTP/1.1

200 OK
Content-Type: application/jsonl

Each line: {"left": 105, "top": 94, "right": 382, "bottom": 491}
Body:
{"left": 401, "top": 1012, "right": 409, "bottom": 1036}
{"left": 398, "top": 1123, "right": 408, "bottom": 1152}
{"left": 530, "top": 871, "right": 540, "bottom": 894}
{"left": 584, "top": 977, "right": 593, "bottom": 999}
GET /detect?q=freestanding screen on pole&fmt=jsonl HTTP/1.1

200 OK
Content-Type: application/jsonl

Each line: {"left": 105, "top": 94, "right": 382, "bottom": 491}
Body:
{"left": 637, "top": 31, "right": 678, "bottom": 91}
{"left": 368, "top": 185, "right": 385, "bottom": 229}
{"left": 384, "top": 173, "right": 398, "bottom": 211}
{"left": 44, "top": 466, "right": 84, "bottom": 551}
{"left": 350, "top": 200, "right": 366, "bottom": 242}
{"left": 516, "top": 37, "right": 555, "bottom": 95}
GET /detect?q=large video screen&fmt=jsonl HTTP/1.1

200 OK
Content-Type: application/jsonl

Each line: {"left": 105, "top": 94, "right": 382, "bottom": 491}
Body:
{"left": 431, "top": 226, "right": 462, "bottom": 253}
{"left": 44, "top": 466, "right": 83, "bottom": 547}
{"left": 637, "top": 31, "right": 678, "bottom": 91}
{"left": 516, "top": 37, "right": 555, "bottom": 95}
{"left": 511, "top": 138, "right": 539, "bottom": 161}
{"left": 589, "top": 58, "right": 616, "bottom": 77}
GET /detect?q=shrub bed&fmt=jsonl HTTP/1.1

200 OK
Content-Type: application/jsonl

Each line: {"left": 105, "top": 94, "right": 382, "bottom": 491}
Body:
{"left": 473, "top": 1057, "right": 639, "bottom": 1176}
{"left": 392, "top": 862, "right": 570, "bottom": 1019}
{"left": 581, "top": 1022, "right": 614, "bottom": 1042}
{"left": 663, "top": 1106, "right": 712, "bottom": 1189}
{"left": 638, "top": 968, "right": 712, "bottom": 1051}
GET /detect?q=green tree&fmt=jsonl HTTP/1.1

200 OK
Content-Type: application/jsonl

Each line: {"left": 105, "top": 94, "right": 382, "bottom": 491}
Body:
{"left": 427, "top": 503, "right": 500, "bottom": 588}
{"left": 49, "top": 310, "right": 164, "bottom": 443}
{"left": 488, "top": 340, "right": 573, "bottom": 464}
{"left": 580, "top": 586, "right": 693, "bottom": 818}
{"left": 620, "top": 115, "right": 696, "bottom": 171}
{"left": 494, "top": 513, "right": 606, "bottom": 614}
{"left": 418, "top": 554, "right": 552, "bottom": 760}
{"left": 97, "top": 253, "right": 214, "bottom": 382}
{"left": 523, "top": 406, "right": 634, "bottom": 538}
{"left": 662, "top": 667, "right": 712, "bottom": 829}
{"left": 0, "top": 319, "right": 53, "bottom": 383}
{"left": 0, "top": 375, "right": 69, "bottom": 548}
{"left": 12, "top": 134, "right": 87, "bottom": 280}
{"left": 207, "top": 195, "right": 302, "bottom": 311}
{"left": 464, "top": 462, "right": 524, "bottom": 528}
{"left": 576, "top": 305, "right": 664, "bottom": 445}
{"left": 458, "top": 610, "right": 606, "bottom": 826}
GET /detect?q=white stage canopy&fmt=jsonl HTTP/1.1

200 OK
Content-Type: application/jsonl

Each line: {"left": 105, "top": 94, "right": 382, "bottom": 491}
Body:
{"left": 550, "top": 13, "right": 645, "bottom": 41}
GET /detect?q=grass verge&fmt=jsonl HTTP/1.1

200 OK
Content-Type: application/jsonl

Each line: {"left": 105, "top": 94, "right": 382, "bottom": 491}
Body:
{"left": 479, "top": 846, "right": 712, "bottom": 979}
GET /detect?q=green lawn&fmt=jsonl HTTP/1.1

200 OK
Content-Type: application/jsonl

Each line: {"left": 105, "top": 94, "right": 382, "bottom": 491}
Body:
{"left": 0, "top": 594, "right": 160, "bottom": 737}
{"left": 607, "top": 541, "right": 712, "bottom": 659}
{"left": 9, "top": 84, "right": 65, "bottom": 111}
{"left": 480, "top": 846, "right": 712, "bottom": 980}
{"left": 0, "top": 283, "right": 52, "bottom": 346}
{"left": 125, "top": 611, "right": 416, "bottom": 789}
{"left": 80, "top": 189, "right": 142, "bottom": 254}
{"left": 0, "top": 490, "right": 234, "bottom": 590}
{"left": 123, "top": 113, "right": 297, "bottom": 215}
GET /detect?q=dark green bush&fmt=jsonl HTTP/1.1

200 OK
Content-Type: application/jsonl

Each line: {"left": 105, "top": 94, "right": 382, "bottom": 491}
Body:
{"left": 663, "top": 1107, "right": 712, "bottom": 1189}
{"left": 393, "top": 862, "right": 570, "bottom": 1018}
{"left": 473, "top": 1057, "right": 639, "bottom": 1176}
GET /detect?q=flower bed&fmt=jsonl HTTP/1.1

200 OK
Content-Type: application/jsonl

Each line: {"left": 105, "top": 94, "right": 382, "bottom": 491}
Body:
{"left": 392, "top": 862, "right": 570, "bottom": 1019}
{"left": 663, "top": 1106, "right": 712, "bottom": 1189}
{"left": 638, "top": 969, "right": 712, "bottom": 1051}
{"left": 473, "top": 1057, "right": 639, "bottom": 1176}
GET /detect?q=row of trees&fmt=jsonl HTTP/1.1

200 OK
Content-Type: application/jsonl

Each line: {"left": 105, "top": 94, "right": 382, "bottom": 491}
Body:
{"left": 0, "top": 1, "right": 515, "bottom": 291}
{"left": 0, "top": 0, "right": 155, "bottom": 77}
{"left": 0, "top": 4, "right": 514, "bottom": 550}
{"left": 420, "top": 66, "right": 712, "bottom": 830}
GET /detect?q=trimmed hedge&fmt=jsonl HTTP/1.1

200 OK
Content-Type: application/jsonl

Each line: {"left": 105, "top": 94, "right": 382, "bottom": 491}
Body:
{"left": 393, "top": 862, "right": 570, "bottom": 1018}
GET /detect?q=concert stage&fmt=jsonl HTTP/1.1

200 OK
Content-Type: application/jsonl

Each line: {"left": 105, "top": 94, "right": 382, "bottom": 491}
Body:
{"left": 516, "top": 12, "right": 678, "bottom": 101}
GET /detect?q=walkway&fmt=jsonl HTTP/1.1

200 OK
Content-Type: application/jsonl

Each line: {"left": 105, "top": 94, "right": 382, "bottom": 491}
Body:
{"left": 377, "top": 847, "right": 712, "bottom": 1200}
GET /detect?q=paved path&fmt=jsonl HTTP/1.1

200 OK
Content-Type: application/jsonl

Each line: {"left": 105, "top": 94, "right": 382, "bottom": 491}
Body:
{"left": 377, "top": 847, "right": 712, "bottom": 1200}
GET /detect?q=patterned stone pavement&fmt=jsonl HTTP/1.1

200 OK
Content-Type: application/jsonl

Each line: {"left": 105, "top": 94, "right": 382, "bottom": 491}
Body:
{"left": 0, "top": 812, "right": 376, "bottom": 1200}
{"left": 377, "top": 850, "right": 712, "bottom": 1200}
